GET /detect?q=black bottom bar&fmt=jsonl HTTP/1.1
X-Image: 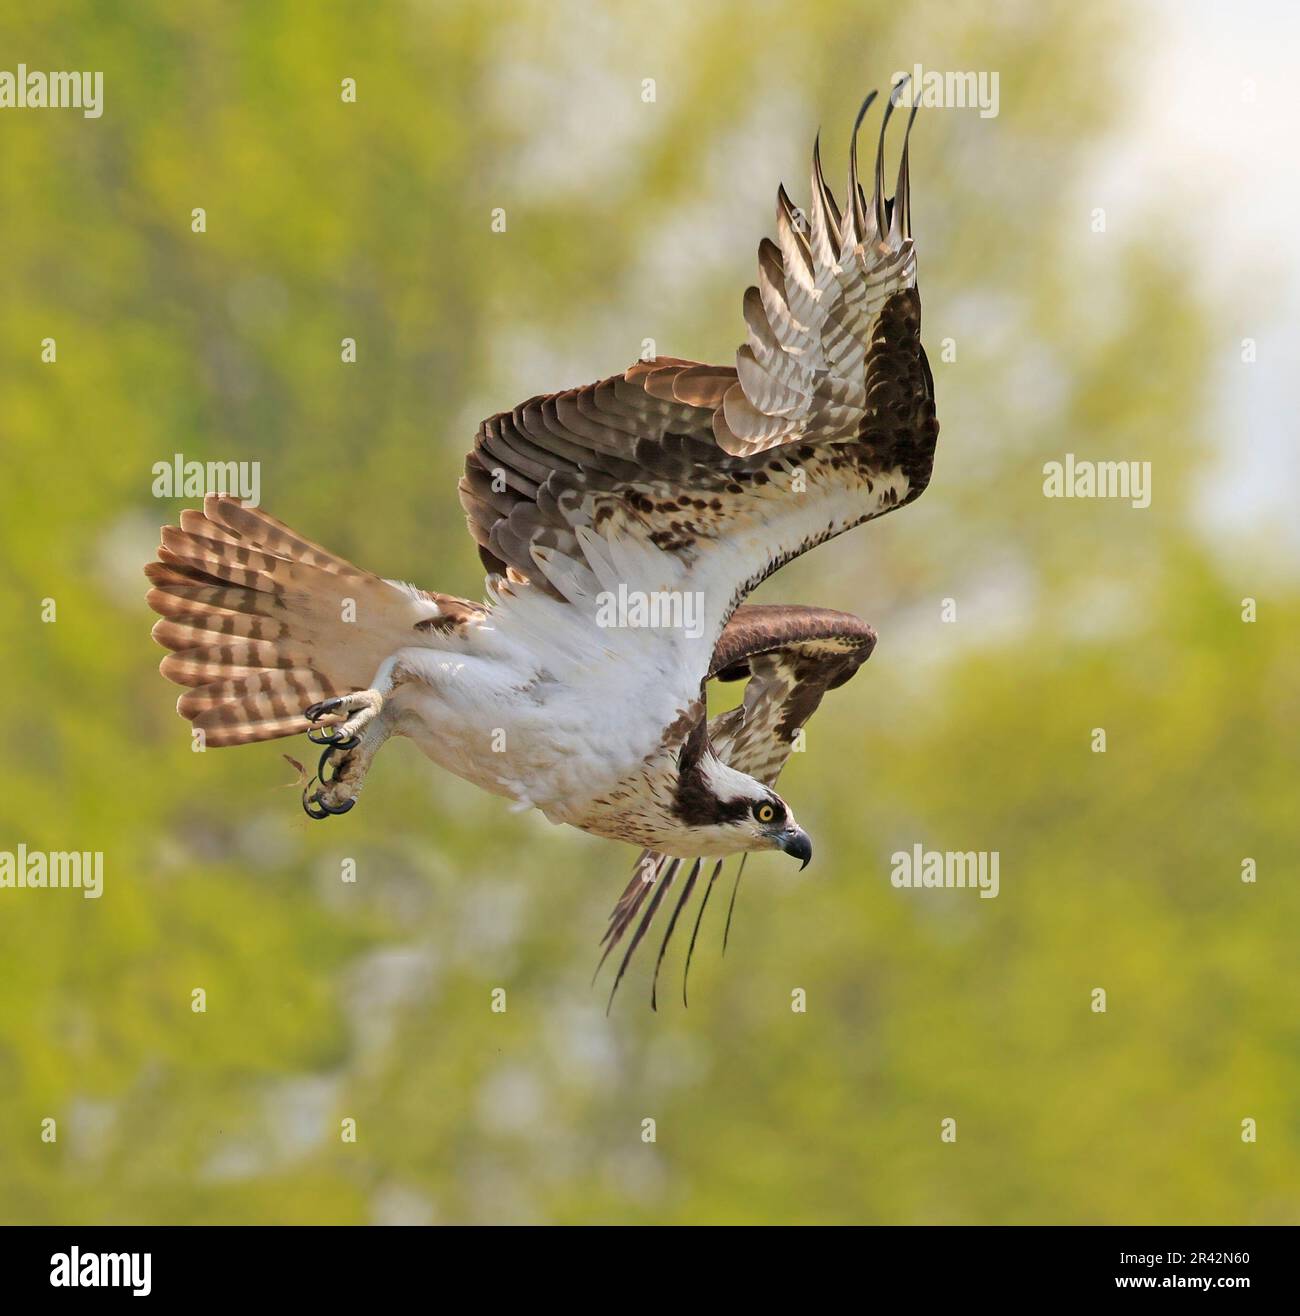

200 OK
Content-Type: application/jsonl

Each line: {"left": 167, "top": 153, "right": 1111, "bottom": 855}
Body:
{"left": 1, "top": 1225, "right": 1285, "bottom": 1298}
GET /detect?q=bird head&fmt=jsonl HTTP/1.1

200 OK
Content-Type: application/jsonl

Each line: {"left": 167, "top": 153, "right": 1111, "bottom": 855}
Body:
{"left": 669, "top": 753, "right": 812, "bottom": 865}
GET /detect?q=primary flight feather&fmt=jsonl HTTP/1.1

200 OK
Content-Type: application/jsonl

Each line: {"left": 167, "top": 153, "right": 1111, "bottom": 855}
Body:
{"left": 145, "top": 85, "right": 939, "bottom": 1005}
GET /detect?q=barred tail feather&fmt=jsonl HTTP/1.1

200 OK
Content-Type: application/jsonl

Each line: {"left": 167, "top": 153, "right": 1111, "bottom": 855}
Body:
{"left": 145, "top": 495, "right": 444, "bottom": 746}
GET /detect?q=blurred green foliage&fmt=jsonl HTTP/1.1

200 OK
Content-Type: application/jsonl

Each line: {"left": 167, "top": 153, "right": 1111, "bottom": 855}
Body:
{"left": 0, "top": 0, "right": 1295, "bottom": 1224}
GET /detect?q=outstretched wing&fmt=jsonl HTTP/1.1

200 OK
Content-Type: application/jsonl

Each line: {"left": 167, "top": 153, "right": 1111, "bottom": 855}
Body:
{"left": 460, "top": 86, "right": 936, "bottom": 664}
{"left": 597, "top": 604, "right": 877, "bottom": 1008}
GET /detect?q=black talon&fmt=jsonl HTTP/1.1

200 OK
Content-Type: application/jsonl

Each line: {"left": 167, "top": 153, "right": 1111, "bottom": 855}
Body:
{"left": 302, "top": 779, "right": 356, "bottom": 819}
{"left": 318, "top": 743, "right": 355, "bottom": 784}
{"left": 308, "top": 724, "right": 358, "bottom": 748}
{"left": 305, "top": 697, "right": 345, "bottom": 723}
{"left": 302, "top": 780, "right": 331, "bottom": 820}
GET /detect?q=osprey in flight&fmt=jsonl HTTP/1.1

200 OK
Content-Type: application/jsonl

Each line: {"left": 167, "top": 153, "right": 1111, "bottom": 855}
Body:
{"left": 145, "top": 88, "right": 938, "bottom": 1006}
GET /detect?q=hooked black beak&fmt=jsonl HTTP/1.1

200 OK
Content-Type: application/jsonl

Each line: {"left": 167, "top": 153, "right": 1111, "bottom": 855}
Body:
{"left": 778, "top": 827, "right": 813, "bottom": 870}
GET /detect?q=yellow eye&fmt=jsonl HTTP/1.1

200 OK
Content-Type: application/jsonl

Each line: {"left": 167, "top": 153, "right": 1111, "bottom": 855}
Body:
{"left": 755, "top": 803, "right": 776, "bottom": 824}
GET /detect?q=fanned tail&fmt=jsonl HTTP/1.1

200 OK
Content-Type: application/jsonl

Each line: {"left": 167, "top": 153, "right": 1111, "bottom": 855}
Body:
{"left": 144, "top": 495, "right": 458, "bottom": 746}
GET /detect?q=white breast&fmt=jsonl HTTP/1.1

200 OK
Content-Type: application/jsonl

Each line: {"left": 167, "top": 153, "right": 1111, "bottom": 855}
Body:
{"left": 387, "top": 461, "right": 909, "bottom": 823}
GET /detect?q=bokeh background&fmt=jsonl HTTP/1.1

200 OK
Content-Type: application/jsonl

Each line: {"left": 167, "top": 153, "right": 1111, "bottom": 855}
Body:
{"left": 1, "top": 0, "right": 1296, "bottom": 1225}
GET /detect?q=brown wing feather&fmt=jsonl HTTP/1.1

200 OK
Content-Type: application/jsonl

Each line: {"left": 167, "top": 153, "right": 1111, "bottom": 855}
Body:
{"left": 458, "top": 91, "right": 936, "bottom": 603}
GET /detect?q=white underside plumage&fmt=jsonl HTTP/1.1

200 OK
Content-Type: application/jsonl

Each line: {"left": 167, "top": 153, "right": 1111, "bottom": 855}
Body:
{"left": 382, "top": 464, "right": 910, "bottom": 835}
